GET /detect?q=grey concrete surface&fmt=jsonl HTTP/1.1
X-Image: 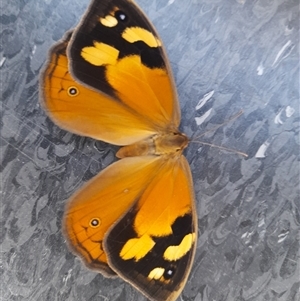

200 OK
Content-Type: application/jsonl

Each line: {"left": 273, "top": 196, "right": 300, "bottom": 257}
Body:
{"left": 1, "top": 0, "right": 299, "bottom": 300}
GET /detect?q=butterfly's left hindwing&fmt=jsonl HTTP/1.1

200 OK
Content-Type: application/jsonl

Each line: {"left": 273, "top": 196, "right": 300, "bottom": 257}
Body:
{"left": 40, "top": 33, "right": 161, "bottom": 145}
{"left": 63, "top": 155, "right": 164, "bottom": 276}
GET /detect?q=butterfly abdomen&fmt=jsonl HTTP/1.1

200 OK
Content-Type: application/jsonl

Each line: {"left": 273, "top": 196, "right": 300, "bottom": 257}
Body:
{"left": 116, "top": 132, "right": 189, "bottom": 158}
{"left": 116, "top": 137, "right": 155, "bottom": 158}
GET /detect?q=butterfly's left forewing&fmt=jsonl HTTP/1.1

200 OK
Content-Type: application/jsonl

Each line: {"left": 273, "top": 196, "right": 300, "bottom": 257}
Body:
{"left": 105, "top": 156, "right": 197, "bottom": 301}
{"left": 68, "top": 0, "right": 181, "bottom": 130}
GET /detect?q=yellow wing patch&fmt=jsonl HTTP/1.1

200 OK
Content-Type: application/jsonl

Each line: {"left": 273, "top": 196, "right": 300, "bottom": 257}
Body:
{"left": 81, "top": 42, "right": 119, "bottom": 66}
{"left": 100, "top": 15, "right": 118, "bottom": 27}
{"left": 120, "top": 234, "right": 155, "bottom": 261}
{"left": 164, "top": 233, "right": 196, "bottom": 261}
{"left": 122, "top": 27, "right": 161, "bottom": 47}
{"left": 148, "top": 267, "right": 165, "bottom": 280}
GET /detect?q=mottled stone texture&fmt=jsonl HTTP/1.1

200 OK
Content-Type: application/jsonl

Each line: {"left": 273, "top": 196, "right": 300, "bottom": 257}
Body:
{"left": 1, "top": 0, "right": 299, "bottom": 300}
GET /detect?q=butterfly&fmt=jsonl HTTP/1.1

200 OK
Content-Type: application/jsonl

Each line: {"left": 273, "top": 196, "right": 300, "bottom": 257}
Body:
{"left": 39, "top": 0, "right": 197, "bottom": 300}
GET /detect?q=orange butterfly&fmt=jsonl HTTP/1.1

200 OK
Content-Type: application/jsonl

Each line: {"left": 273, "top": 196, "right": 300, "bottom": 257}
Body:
{"left": 39, "top": 1, "right": 197, "bottom": 300}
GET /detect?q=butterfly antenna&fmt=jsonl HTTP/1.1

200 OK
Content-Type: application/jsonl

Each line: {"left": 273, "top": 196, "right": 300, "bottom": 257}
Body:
{"left": 191, "top": 110, "right": 248, "bottom": 157}
{"left": 192, "top": 141, "right": 248, "bottom": 157}
{"left": 192, "top": 110, "right": 244, "bottom": 140}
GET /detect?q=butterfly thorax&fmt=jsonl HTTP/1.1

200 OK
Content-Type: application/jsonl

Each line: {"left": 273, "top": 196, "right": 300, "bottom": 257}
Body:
{"left": 116, "top": 132, "right": 189, "bottom": 158}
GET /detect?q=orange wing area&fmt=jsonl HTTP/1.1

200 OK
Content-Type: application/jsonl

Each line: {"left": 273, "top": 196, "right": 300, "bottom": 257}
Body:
{"left": 105, "top": 55, "right": 176, "bottom": 128}
{"left": 105, "top": 156, "right": 197, "bottom": 301}
{"left": 63, "top": 155, "right": 163, "bottom": 275}
{"left": 40, "top": 37, "right": 159, "bottom": 145}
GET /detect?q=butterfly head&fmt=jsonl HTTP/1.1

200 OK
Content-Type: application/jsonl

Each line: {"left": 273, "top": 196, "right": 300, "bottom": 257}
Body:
{"left": 154, "top": 132, "right": 189, "bottom": 156}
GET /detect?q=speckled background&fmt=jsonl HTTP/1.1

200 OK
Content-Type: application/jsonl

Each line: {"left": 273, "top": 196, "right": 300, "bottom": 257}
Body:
{"left": 1, "top": 0, "right": 299, "bottom": 300}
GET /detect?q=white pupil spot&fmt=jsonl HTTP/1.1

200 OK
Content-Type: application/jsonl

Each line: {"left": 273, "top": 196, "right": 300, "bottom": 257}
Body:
{"left": 119, "top": 13, "right": 126, "bottom": 20}
{"left": 164, "top": 268, "right": 175, "bottom": 280}
{"left": 166, "top": 270, "right": 173, "bottom": 276}
{"left": 68, "top": 86, "right": 78, "bottom": 96}
{"left": 90, "top": 218, "right": 101, "bottom": 228}
{"left": 115, "top": 11, "right": 127, "bottom": 21}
